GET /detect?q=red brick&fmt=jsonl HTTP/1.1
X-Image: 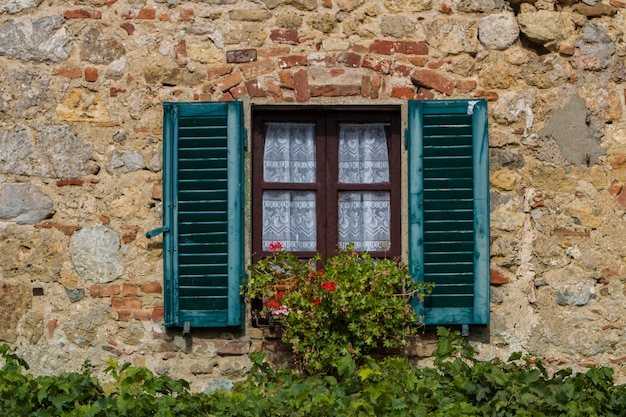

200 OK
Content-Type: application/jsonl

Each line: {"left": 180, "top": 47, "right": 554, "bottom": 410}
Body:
{"left": 270, "top": 29, "right": 298, "bottom": 44}
{"left": 179, "top": 8, "right": 194, "bottom": 20}
{"left": 610, "top": 0, "right": 626, "bottom": 7}
{"left": 370, "top": 75, "right": 381, "bottom": 99}
{"left": 34, "top": 222, "right": 80, "bottom": 236}
{"left": 56, "top": 178, "right": 84, "bottom": 186}
{"left": 240, "top": 59, "right": 275, "bottom": 78}
{"left": 122, "top": 232, "right": 137, "bottom": 243}
{"left": 369, "top": 40, "right": 395, "bottom": 55}
{"left": 329, "top": 69, "right": 345, "bottom": 77}
{"left": 174, "top": 39, "right": 188, "bottom": 67}
{"left": 490, "top": 269, "right": 510, "bottom": 285}
{"left": 90, "top": 284, "right": 121, "bottom": 298}
{"left": 152, "top": 307, "right": 165, "bottom": 321}
{"left": 352, "top": 43, "right": 368, "bottom": 53}
{"left": 278, "top": 54, "right": 307, "bottom": 68}
{"left": 99, "top": 215, "right": 110, "bottom": 225}
{"left": 405, "top": 56, "right": 428, "bottom": 67}
{"left": 338, "top": 52, "right": 361, "bottom": 67}
{"left": 133, "top": 310, "right": 153, "bottom": 321}
{"left": 411, "top": 69, "right": 454, "bottom": 95}
{"left": 141, "top": 281, "right": 163, "bottom": 294}
{"left": 245, "top": 79, "right": 266, "bottom": 97}
{"left": 207, "top": 66, "right": 233, "bottom": 80}
{"left": 219, "top": 92, "right": 235, "bottom": 101}
{"left": 362, "top": 55, "right": 392, "bottom": 74}
{"left": 84, "top": 67, "right": 98, "bottom": 82}
{"left": 456, "top": 79, "right": 476, "bottom": 93}
{"left": 415, "top": 87, "right": 435, "bottom": 100}
{"left": 369, "top": 40, "right": 428, "bottom": 55}
{"left": 391, "top": 86, "right": 416, "bottom": 99}
{"left": 258, "top": 46, "right": 291, "bottom": 57}
{"left": 266, "top": 78, "right": 283, "bottom": 102}
{"left": 396, "top": 41, "right": 428, "bottom": 55}
{"left": 294, "top": 69, "right": 310, "bottom": 102}
{"left": 427, "top": 58, "right": 451, "bottom": 69}
{"left": 474, "top": 90, "right": 499, "bottom": 101}
{"left": 110, "top": 87, "right": 126, "bottom": 97}
{"left": 278, "top": 70, "right": 294, "bottom": 88}
{"left": 322, "top": 0, "right": 332, "bottom": 7}
{"left": 117, "top": 310, "right": 132, "bottom": 321}
{"left": 159, "top": 13, "right": 170, "bottom": 21}
{"left": 307, "top": 54, "right": 335, "bottom": 66}
{"left": 121, "top": 22, "right": 135, "bottom": 35}
{"left": 111, "top": 297, "right": 142, "bottom": 310}
{"left": 47, "top": 319, "right": 57, "bottom": 339}
{"left": 392, "top": 63, "right": 413, "bottom": 77}
{"left": 214, "top": 71, "right": 243, "bottom": 92}
{"left": 361, "top": 75, "right": 371, "bottom": 98}
{"left": 440, "top": 3, "right": 452, "bottom": 14}
{"left": 310, "top": 84, "right": 361, "bottom": 97}
{"left": 122, "top": 284, "right": 138, "bottom": 297}
{"left": 64, "top": 9, "right": 102, "bottom": 19}
{"left": 136, "top": 8, "right": 156, "bottom": 19}
{"left": 231, "top": 85, "right": 247, "bottom": 98}
{"left": 52, "top": 67, "right": 82, "bottom": 79}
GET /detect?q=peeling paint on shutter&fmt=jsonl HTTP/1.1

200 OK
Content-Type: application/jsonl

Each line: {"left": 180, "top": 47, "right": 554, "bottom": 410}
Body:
{"left": 408, "top": 99, "right": 490, "bottom": 325}
{"left": 161, "top": 102, "right": 244, "bottom": 328}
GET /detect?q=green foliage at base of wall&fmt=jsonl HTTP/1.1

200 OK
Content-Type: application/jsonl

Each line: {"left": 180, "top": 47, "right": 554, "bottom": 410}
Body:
{"left": 3, "top": 329, "right": 626, "bottom": 416}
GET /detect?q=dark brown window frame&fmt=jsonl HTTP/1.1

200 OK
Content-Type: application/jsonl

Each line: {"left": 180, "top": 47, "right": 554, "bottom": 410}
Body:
{"left": 252, "top": 107, "right": 401, "bottom": 262}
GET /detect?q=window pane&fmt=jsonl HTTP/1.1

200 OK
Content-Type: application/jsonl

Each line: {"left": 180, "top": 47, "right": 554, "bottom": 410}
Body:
{"left": 264, "top": 123, "right": 316, "bottom": 183}
{"left": 262, "top": 190, "right": 316, "bottom": 251}
{"left": 338, "top": 124, "right": 389, "bottom": 184}
{"left": 338, "top": 191, "right": 390, "bottom": 251}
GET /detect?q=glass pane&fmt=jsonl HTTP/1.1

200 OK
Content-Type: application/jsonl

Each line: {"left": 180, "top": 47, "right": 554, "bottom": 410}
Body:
{"left": 262, "top": 190, "right": 316, "bottom": 251}
{"left": 338, "top": 191, "right": 390, "bottom": 251}
{"left": 264, "top": 123, "right": 316, "bottom": 183}
{"left": 338, "top": 124, "right": 389, "bottom": 184}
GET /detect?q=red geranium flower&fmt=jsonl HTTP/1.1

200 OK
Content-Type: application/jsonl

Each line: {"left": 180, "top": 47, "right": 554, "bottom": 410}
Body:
{"left": 276, "top": 292, "right": 284, "bottom": 298}
{"left": 313, "top": 297, "right": 321, "bottom": 305}
{"left": 318, "top": 270, "right": 324, "bottom": 277}
{"left": 268, "top": 241, "right": 284, "bottom": 251}
{"left": 321, "top": 281, "right": 336, "bottom": 291}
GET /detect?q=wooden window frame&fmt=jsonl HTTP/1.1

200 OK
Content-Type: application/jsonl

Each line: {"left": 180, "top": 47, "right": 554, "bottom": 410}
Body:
{"left": 252, "top": 108, "right": 401, "bottom": 262}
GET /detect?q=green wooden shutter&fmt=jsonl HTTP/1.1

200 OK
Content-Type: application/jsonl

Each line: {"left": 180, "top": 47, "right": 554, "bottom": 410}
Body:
{"left": 408, "top": 99, "right": 489, "bottom": 325}
{"left": 161, "top": 101, "right": 244, "bottom": 328}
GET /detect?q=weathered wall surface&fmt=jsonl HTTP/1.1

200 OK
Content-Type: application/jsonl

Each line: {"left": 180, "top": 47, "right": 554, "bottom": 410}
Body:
{"left": 2, "top": 0, "right": 626, "bottom": 390}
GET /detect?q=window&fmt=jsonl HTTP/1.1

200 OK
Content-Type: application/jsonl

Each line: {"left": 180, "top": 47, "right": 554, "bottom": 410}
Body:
{"left": 251, "top": 109, "right": 401, "bottom": 261}
{"left": 152, "top": 99, "right": 489, "bottom": 329}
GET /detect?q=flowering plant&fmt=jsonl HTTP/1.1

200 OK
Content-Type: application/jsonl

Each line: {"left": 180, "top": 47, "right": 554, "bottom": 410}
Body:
{"left": 245, "top": 243, "right": 433, "bottom": 375}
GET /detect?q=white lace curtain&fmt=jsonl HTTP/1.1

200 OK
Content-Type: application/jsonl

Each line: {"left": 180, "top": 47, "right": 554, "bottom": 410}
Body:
{"left": 261, "top": 122, "right": 391, "bottom": 252}
{"left": 338, "top": 124, "right": 390, "bottom": 251}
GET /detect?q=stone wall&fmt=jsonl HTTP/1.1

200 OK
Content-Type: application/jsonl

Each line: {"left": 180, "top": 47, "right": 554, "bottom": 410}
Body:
{"left": 2, "top": 0, "right": 626, "bottom": 391}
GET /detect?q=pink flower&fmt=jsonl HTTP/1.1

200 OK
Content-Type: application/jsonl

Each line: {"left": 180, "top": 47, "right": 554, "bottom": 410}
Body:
{"left": 268, "top": 241, "right": 284, "bottom": 251}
